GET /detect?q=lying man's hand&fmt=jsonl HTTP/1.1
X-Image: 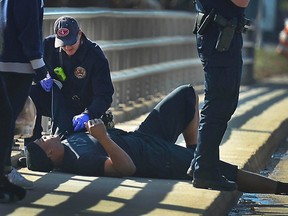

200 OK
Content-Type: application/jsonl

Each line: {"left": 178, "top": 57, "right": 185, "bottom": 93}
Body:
{"left": 85, "top": 118, "right": 107, "bottom": 141}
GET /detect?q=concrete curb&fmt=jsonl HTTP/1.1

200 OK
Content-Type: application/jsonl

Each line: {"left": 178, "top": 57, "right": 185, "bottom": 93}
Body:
{"left": 7, "top": 76, "right": 288, "bottom": 216}
{"left": 207, "top": 120, "right": 288, "bottom": 216}
{"left": 209, "top": 81, "right": 288, "bottom": 215}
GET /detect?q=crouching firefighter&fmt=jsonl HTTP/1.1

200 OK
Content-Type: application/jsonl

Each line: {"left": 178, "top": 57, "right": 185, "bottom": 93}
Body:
{"left": 18, "top": 16, "right": 115, "bottom": 168}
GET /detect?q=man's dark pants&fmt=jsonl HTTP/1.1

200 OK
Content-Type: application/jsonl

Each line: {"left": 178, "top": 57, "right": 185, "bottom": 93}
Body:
{"left": 0, "top": 73, "right": 33, "bottom": 175}
{"left": 24, "top": 84, "right": 76, "bottom": 146}
{"left": 191, "top": 24, "right": 243, "bottom": 180}
{"left": 136, "top": 84, "right": 238, "bottom": 181}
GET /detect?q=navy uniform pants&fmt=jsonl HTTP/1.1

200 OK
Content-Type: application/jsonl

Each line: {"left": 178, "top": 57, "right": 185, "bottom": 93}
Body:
{"left": 24, "top": 84, "right": 78, "bottom": 146}
{"left": 0, "top": 73, "right": 33, "bottom": 174}
{"left": 192, "top": 22, "right": 243, "bottom": 179}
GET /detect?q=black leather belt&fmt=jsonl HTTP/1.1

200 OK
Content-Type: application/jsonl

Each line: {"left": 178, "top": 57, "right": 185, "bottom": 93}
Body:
{"left": 195, "top": 11, "right": 250, "bottom": 34}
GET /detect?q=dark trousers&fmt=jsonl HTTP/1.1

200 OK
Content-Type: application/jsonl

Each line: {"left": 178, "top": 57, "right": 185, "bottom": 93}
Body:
{"left": 0, "top": 73, "right": 33, "bottom": 175}
{"left": 192, "top": 24, "right": 243, "bottom": 178}
{"left": 136, "top": 84, "right": 238, "bottom": 180}
{"left": 24, "top": 84, "right": 77, "bottom": 146}
{"left": 137, "top": 84, "right": 196, "bottom": 143}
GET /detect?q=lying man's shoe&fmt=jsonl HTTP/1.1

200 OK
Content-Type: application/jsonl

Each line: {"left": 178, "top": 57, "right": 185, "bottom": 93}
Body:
{"left": 192, "top": 175, "right": 237, "bottom": 191}
{"left": 0, "top": 175, "right": 26, "bottom": 203}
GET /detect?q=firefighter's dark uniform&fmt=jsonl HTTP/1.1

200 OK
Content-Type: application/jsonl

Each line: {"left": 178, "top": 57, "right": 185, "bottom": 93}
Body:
{"left": 24, "top": 34, "right": 114, "bottom": 145}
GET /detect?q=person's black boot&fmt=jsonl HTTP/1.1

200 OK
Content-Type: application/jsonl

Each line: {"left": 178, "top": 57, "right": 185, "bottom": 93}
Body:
{"left": 192, "top": 174, "right": 237, "bottom": 191}
{"left": 0, "top": 175, "right": 26, "bottom": 203}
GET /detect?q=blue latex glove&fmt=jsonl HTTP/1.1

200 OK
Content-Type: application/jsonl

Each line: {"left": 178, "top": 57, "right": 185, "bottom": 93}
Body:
{"left": 72, "top": 113, "right": 90, "bottom": 132}
{"left": 40, "top": 74, "right": 53, "bottom": 92}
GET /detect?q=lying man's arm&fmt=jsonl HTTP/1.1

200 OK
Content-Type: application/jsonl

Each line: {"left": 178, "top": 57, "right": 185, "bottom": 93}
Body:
{"left": 86, "top": 119, "right": 136, "bottom": 177}
{"left": 231, "top": 0, "right": 250, "bottom": 8}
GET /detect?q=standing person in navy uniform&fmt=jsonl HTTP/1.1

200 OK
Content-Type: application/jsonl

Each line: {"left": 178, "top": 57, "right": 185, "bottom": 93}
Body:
{"left": 0, "top": 0, "right": 49, "bottom": 202}
{"left": 187, "top": 0, "right": 251, "bottom": 191}
{"left": 23, "top": 16, "right": 114, "bottom": 148}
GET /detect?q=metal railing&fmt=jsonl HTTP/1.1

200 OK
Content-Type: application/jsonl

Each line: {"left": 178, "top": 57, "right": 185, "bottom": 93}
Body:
{"left": 43, "top": 8, "right": 255, "bottom": 123}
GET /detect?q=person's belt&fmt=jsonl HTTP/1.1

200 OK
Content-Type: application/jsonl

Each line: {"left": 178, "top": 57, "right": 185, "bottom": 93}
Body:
{"left": 195, "top": 9, "right": 251, "bottom": 35}
{"left": 194, "top": 9, "right": 251, "bottom": 52}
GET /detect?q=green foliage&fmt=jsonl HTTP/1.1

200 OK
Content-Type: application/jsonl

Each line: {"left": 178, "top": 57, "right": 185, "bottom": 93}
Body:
{"left": 254, "top": 47, "right": 288, "bottom": 80}
{"left": 279, "top": 0, "right": 288, "bottom": 11}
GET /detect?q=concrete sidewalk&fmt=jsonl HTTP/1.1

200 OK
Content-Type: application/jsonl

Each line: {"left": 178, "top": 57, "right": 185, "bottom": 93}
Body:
{"left": 2, "top": 76, "right": 288, "bottom": 216}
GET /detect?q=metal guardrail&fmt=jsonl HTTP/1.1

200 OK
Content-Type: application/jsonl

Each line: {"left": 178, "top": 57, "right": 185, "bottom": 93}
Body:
{"left": 43, "top": 8, "right": 256, "bottom": 123}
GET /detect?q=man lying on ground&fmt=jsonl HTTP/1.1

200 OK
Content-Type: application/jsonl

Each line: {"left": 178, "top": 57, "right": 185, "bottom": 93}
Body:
{"left": 26, "top": 84, "right": 288, "bottom": 195}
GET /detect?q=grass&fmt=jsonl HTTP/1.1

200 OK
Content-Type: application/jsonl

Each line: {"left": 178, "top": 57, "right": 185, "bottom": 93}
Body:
{"left": 254, "top": 45, "right": 288, "bottom": 80}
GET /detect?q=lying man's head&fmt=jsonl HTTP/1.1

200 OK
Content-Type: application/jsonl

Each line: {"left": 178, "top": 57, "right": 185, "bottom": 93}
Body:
{"left": 26, "top": 135, "right": 64, "bottom": 172}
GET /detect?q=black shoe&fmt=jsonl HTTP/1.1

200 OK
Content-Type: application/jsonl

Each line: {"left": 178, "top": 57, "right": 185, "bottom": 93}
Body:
{"left": 0, "top": 176, "right": 26, "bottom": 203}
{"left": 18, "top": 157, "right": 27, "bottom": 168}
{"left": 192, "top": 175, "right": 237, "bottom": 191}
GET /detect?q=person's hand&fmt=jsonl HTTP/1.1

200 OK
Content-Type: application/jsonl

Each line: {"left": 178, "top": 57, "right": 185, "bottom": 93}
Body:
{"left": 85, "top": 118, "right": 107, "bottom": 141}
{"left": 72, "top": 113, "right": 90, "bottom": 132}
{"left": 40, "top": 73, "right": 53, "bottom": 92}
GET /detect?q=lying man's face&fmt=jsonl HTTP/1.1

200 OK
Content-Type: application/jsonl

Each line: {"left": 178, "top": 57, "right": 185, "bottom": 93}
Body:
{"left": 34, "top": 135, "right": 65, "bottom": 166}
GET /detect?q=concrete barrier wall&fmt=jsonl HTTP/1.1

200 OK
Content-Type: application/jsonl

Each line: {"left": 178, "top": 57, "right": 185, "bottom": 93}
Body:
{"left": 43, "top": 8, "right": 255, "bottom": 123}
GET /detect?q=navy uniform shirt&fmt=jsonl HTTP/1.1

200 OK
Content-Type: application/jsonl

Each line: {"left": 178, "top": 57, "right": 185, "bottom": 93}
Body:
{"left": 195, "top": 0, "right": 246, "bottom": 68}
{"left": 196, "top": 0, "right": 245, "bottom": 19}
{"left": 0, "top": 0, "right": 46, "bottom": 79}
{"left": 43, "top": 34, "right": 114, "bottom": 118}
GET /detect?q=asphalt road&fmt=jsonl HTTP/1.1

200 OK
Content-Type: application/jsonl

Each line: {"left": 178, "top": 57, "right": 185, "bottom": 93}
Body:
{"left": 229, "top": 136, "right": 288, "bottom": 215}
